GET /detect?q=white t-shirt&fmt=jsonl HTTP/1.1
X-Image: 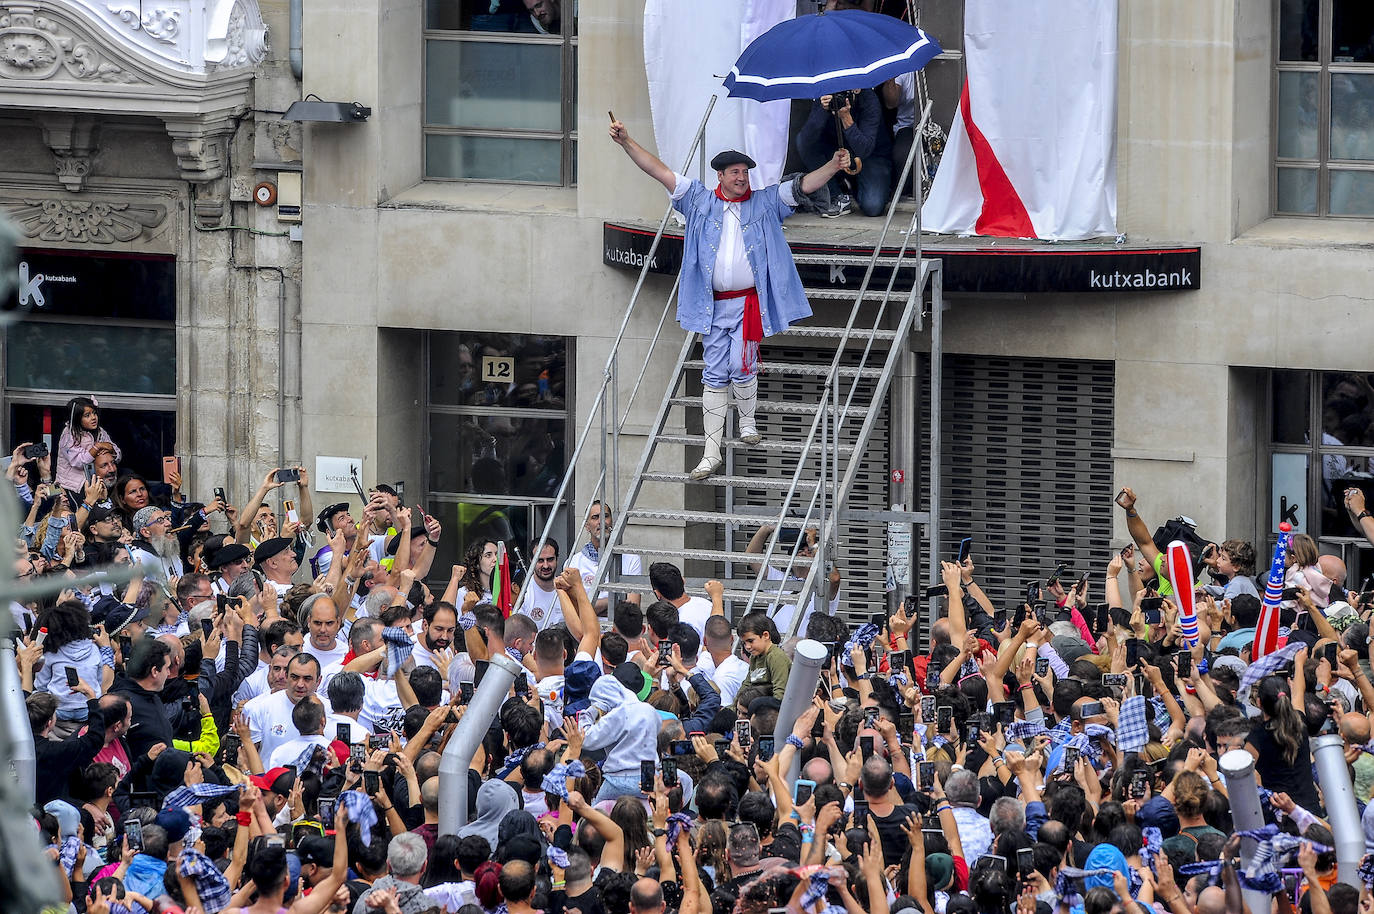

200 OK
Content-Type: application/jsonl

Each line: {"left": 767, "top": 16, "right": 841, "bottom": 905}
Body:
{"left": 523, "top": 583, "right": 564, "bottom": 630}
{"left": 565, "top": 550, "right": 642, "bottom": 603}
{"left": 302, "top": 637, "right": 348, "bottom": 670}
{"left": 676, "top": 596, "right": 713, "bottom": 640}
{"left": 360, "top": 679, "right": 406, "bottom": 733}
{"left": 246, "top": 689, "right": 332, "bottom": 763}
{"left": 326, "top": 713, "right": 372, "bottom": 744}
{"left": 232, "top": 660, "right": 271, "bottom": 706}
{"left": 268, "top": 734, "right": 332, "bottom": 769}
{"left": 765, "top": 565, "right": 841, "bottom": 641}
{"left": 712, "top": 654, "right": 750, "bottom": 706}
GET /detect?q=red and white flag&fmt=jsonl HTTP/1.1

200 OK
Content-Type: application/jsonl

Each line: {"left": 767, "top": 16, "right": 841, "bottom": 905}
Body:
{"left": 922, "top": 0, "right": 1118, "bottom": 241}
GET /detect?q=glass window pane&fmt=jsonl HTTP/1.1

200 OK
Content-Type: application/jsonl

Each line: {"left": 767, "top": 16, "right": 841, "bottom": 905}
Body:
{"left": 422, "top": 499, "right": 533, "bottom": 584}
{"left": 6, "top": 321, "right": 175, "bottom": 394}
{"left": 1279, "top": 0, "right": 1320, "bottom": 61}
{"left": 428, "top": 332, "right": 567, "bottom": 408}
{"left": 1277, "top": 71, "right": 1319, "bottom": 159}
{"left": 1321, "top": 453, "right": 1374, "bottom": 536}
{"left": 1329, "top": 169, "right": 1374, "bottom": 215}
{"left": 426, "top": 0, "right": 554, "bottom": 33}
{"left": 426, "top": 134, "right": 562, "bottom": 182}
{"left": 1272, "top": 369, "right": 1310, "bottom": 445}
{"left": 429, "top": 414, "right": 566, "bottom": 497}
{"left": 1332, "top": 1, "right": 1374, "bottom": 62}
{"left": 425, "top": 40, "right": 562, "bottom": 130}
{"left": 1322, "top": 373, "right": 1374, "bottom": 447}
{"left": 1276, "top": 167, "right": 1318, "bottom": 214}
{"left": 1331, "top": 74, "right": 1374, "bottom": 160}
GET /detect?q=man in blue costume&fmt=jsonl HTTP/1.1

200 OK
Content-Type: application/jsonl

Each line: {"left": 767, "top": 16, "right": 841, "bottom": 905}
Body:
{"left": 609, "top": 117, "right": 850, "bottom": 479}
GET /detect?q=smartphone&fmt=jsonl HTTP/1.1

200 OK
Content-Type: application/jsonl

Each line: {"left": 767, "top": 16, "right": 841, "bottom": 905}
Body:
{"left": 657, "top": 640, "right": 673, "bottom": 666}
{"left": 757, "top": 735, "right": 775, "bottom": 762}
{"left": 284, "top": 499, "right": 299, "bottom": 526}
{"left": 1115, "top": 490, "right": 1132, "bottom": 508}
{"left": 919, "top": 761, "right": 935, "bottom": 790}
{"left": 1102, "top": 673, "right": 1127, "bottom": 687}
{"left": 200, "top": 618, "right": 213, "bottom": 638}
{"left": 921, "top": 696, "right": 936, "bottom": 719}
{"left": 670, "top": 739, "right": 695, "bottom": 756}
{"left": 794, "top": 778, "right": 816, "bottom": 806}
{"left": 222, "top": 732, "right": 241, "bottom": 762}
{"left": 853, "top": 797, "right": 869, "bottom": 830}
{"left": 860, "top": 735, "right": 875, "bottom": 760}
{"left": 926, "top": 667, "right": 941, "bottom": 691}
{"left": 994, "top": 607, "right": 1009, "bottom": 630}
{"left": 474, "top": 659, "right": 490, "bottom": 687}
{"left": 125, "top": 819, "right": 144, "bottom": 852}
{"left": 964, "top": 721, "right": 981, "bottom": 745}
{"left": 1126, "top": 638, "right": 1143, "bottom": 668}
{"left": 1035, "top": 657, "right": 1049, "bottom": 677}
{"left": 317, "top": 796, "right": 337, "bottom": 822}
{"left": 1130, "top": 769, "right": 1149, "bottom": 799}
{"left": 661, "top": 758, "right": 678, "bottom": 789}
{"left": 335, "top": 723, "right": 350, "bottom": 745}
{"left": 986, "top": 854, "right": 1007, "bottom": 873}
{"left": 993, "top": 701, "right": 1015, "bottom": 728}
{"left": 937, "top": 706, "right": 953, "bottom": 733}
{"left": 513, "top": 674, "right": 530, "bottom": 698}
{"left": 21, "top": 613, "right": 33, "bottom": 636}
{"left": 957, "top": 537, "right": 973, "bottom": 564}
{"left": 1078, "top": 701, "right": 1104, "bottom": 720}
{"left": 84, "top": 462, "right": 96, "bottom": 483}
{"left": 1047, "top": 564, "right": 1067, "bottom": 587}
{"left": 1281, "top": 586, "right": 1301, "bottom": 601}
{"left": 1026, "top": 582, "right": 1042, "bottom": 604}
{"left": 64, "top": 666, "right": 79, "bottom": 688}
{"left": 925, "top": 584, "right": 949, "bottom": 598}
{"left": 349, "top": 743, "right": 365, "bottom": 768}
{"left": 1092, "top": 603, "right": 1110, "bottom": 633}
{"left": 1017, "top": 848, "right": 1035, "bottom": 876}
{"left": 460, "top": 681, "right": 474, "bottom": 704}
{"left": 363, "top": 770, "right": 380, "bottom": 794}
{"left": 214, "top": 486, "right": 227, "bottom": 505}
{"left": 1324, "top": 642, "right": 1338, "bottom": 666}
{"left": 1109, "top": 606, "right": 1132, "bottom": 629}
{"left": 22, "top": 443, "right": 48, "bottom": 459}
{"left": 735, "top": 719, "right": 752, "bottom": 748}
{"left": 161, "top": 456, "right": 180, "bottom": 485}
{"left": 863, "top": 707, "right": 879, "bottom": 729}
{"left": 1175, "top": 652, "right": 1191, "bottom": 679}
{"left": 368, "top": 733, "right": 388, "bottom": 751}
{"left": 890, "top": 650, "right": 910, "bottom": 675}
{"left": 274, "top": 468, "right": 301, "bottom": 484}
{"left": 1062, "top": 746, "right": 1079, "bottom": 772}
{"left": 640, "top": 760, "right": 656, "bottom": 793}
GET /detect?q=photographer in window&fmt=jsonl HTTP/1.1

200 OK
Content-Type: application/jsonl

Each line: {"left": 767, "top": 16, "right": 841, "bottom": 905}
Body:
{"left": 796, "top": 87, "right": 893, "bottom": 217}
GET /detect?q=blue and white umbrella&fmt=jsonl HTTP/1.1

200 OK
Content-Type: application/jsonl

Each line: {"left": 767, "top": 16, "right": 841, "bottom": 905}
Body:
{"left": 723, "top": 9, "right": 943, "bottom": 103}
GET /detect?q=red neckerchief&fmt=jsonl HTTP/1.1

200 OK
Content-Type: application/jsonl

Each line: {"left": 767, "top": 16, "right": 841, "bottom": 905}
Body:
{"left": 712, "top": 184, "right": 762, "bottom": 372}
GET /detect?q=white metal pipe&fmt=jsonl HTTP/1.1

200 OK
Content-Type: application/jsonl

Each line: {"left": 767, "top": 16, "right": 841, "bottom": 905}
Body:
{"left": 1313, "top": 733, "right": 1364, "bottom": 887}
{"left": 0, "top": 634, "right": 35, "bottom": 800}
{"left": 773, "top": 639, "right": 828, "bottom": 783}
{"left": 1219, "top": 748, "right": 1272, "bottom": 914}
{"left": 438, "top": 653, "right": 522, "bottom": 835}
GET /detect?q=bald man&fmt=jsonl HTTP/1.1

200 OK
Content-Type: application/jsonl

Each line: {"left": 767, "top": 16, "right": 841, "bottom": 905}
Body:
{"left": 630, "top": 878, "right": 665, "bottom": 914}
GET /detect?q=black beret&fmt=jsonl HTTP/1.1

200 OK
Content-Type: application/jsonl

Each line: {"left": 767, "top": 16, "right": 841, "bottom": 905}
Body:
{"left": 710, "top": 149, "right": 756, "bottom": 171}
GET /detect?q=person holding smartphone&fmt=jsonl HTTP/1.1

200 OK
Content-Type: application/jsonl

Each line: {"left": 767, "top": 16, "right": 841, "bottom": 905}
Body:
{"left": 31, "top": 598, "right": 106, "bottom": 737}
{"left": 581, "top": 674, "right": 661, "bottom": 802}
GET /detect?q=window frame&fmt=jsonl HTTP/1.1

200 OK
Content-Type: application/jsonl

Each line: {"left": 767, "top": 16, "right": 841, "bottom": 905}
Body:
{"left": 1272, "top": 0, "right": 1374, "bottom": 217}
{"left": 421, "top": 12, "right": 578, "bottom": 186}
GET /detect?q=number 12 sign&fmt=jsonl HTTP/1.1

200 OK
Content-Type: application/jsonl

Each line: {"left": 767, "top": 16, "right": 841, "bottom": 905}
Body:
{"left": 481, "top": 356, "right": 514, "bottom": 382}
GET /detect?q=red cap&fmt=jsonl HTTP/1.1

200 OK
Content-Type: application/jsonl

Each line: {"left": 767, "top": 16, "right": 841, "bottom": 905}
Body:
{"left": 248, "top": 766, "right": 294, "bottom": 792}
{"left": 329, "top": 740, "right": 350, "bottom": 767}
{"left": 1279, "top": 522, "right": 1292, "bottom": 533}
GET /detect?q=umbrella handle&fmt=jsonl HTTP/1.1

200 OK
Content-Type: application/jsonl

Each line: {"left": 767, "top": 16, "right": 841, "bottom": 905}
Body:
{"left": 832, "top": 109, "right": 863, "bottom": 175}
{"left": 842, "top": 155, "right": 862, "bottom": 175}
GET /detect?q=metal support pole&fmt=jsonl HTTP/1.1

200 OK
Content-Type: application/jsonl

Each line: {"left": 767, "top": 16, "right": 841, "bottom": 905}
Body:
{"left": 773, "top": 639, "right": 828, "bottom": 783}
{"left": 1219, "top": 749, "right": 1273, "bottom": 914}
{"left": 1313, "top": 734, "right": 1364, "bottom": 887}
{"left": 0, "top": 632, "right": 34, "bottom": 800}
{"left": 927, "top": 264, "right": 942, "bottom": 637}
{"left": 891, "top": 343, "right": 917, "bottom": 618}
{"left": 438, "top": 653, "right": 523, "bottom": 835}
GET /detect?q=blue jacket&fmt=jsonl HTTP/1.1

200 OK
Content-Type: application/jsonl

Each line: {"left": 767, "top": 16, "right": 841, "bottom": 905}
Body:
{"left": 671, "top": 178, "right": 812, "bottom": 337}
{"left": 125, "top": 854, "right": 167, "bottom": 913}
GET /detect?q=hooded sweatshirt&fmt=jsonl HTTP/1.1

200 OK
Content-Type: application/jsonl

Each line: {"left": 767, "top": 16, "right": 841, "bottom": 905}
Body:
{"left": 458, "top": 779, "right": 521, "bottom": 848}
{"left": 34, "top": 638, "right": 105, "bottom": 718}
{"left": 582, "top": 676, "right": 660, "bottom": 780}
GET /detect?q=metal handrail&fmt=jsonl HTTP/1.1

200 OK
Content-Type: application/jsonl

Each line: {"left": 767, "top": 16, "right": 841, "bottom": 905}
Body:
{"left": 512, "top": 97, "right": 717, "bottom": 618}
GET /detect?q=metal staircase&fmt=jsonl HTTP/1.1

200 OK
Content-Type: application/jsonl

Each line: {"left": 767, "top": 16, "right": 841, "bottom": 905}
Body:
{"left": 515, "top": 99, "right": 945, "bottom": 637}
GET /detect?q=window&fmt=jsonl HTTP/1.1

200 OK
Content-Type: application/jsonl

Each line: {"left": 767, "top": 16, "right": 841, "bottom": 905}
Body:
{"left": 423, "top": 0, "right": 577, "bottom": 185}
{"left": 422, "top": 330, "right": 572, "bottom": 582}
{"left": 1274, "top": 0, "right": 1374, "bottom": 216}
{"left": 1267, "top": 369, "right": 1374, "bottom": 540}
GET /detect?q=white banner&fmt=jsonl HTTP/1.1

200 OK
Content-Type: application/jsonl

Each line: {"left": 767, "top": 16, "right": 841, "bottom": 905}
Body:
{"left": 922, "top": 0, "right": 1118, "bottom": 241}
{"left": 643, "top": 0, "right": 794, "bottom": 189}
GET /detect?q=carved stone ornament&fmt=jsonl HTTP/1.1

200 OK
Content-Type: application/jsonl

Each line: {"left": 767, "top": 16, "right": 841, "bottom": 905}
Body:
{"left": 4, "top": 199, "right": 167, "bottom": 243}
{"left": 0, "top": 6, "right": 144, "bottom": 82}
{"left": 105, "top": 2, "right": 180, "bottom": 46}
{"left": 205, "top": 0, "right": 267, "bottom": 71}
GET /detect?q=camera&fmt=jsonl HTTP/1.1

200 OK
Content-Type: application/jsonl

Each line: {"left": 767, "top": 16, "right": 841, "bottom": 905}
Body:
{"left": 825, "top": 90, "right": 856, "bottom": 113}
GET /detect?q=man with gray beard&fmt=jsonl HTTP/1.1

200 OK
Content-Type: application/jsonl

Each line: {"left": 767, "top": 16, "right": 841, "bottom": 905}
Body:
{"left": 129, "top": 506, "right": 184, "bottom": 583}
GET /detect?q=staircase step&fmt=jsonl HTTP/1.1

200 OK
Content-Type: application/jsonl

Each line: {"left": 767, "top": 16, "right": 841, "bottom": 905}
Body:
{"left": 641, "top": 471, "right": 829, "bottom": 491}
{"left": 627, "top": 508, "right": 816, "bottom": 526}
{"left": 802, "top": 287, "right": 915, "bottom": 302}
{"left": 791, "top": 253, "right": 923, "bottom": 267}
{"left": 772, "top": 325, "right": 899, "bottom": 342}
{"left": 602, "top": 580, "right": 805, "bottom": 603}
{"left": 613, "top": 545, "right": 815, "bottom": 566}
{"left": 668, "top": 396, "right": 845, "bottom": 416}
{"left": 684, "top": 359, "right": 883, "bottom": 379}
{"left": 613, "top": 574, "right": 807, "bottom": 593}
{"left": 655, "top": 434, "right": 856, "bottom": 455}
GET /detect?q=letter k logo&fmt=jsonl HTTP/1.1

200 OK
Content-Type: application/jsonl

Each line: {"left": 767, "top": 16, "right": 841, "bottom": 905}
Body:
{"left": 17, "top": 262, "right": 44, "bottom": 308}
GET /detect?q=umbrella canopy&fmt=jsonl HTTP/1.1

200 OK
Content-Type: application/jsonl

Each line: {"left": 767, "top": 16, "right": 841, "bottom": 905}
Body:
{"left": 724, "top": 9, "right": 942, "bottom": 103}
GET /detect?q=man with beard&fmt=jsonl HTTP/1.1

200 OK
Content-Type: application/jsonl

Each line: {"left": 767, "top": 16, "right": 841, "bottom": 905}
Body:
{"left": 523, "top": 539, "right": 563, "bottom": 630}
{"left": 207, "top": 542, "right": 253, "bottom": 594}
{"left": 128, "top": 506, "right": 184, "bottom": 583}
{"left": 90, "top": 442, "right": 119, "bottom": 491}
{"left": 80, "top": 505, "right": 127, "bottom": 568}
{"left": 244, "top": 651, "right": 329, "bottom": 761}
{"left": 256, "top": 536, "right": 298, "bottom": 596}
{"left": 410, "top": 602, "right": 457, "bottom": 670}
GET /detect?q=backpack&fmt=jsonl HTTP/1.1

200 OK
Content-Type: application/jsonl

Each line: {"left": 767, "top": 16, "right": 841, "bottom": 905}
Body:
{"left": 1152, "top": 516, "right": 1210, "bottom": 576}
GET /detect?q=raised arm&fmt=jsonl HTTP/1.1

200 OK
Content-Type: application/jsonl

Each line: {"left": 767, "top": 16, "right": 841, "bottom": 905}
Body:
{"left": 1115, "top": 488, "right": 1162, "bottom": 570}
{"left": 800, "top": 149, "right": 849, "bottom": 195}
{"left": 609, "top": 118, "right": 676, "bottom": 193}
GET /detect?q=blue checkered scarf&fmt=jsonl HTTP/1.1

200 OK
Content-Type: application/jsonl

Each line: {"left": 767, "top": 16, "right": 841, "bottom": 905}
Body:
{"left": 506, "top": 646, "right": 524, "bottom": 664}
{"left": 458, "top": 613, "right": 476, "bottom": 631}
{"left": 1238, "top": 824, "right": 1334, "bottom": 893}
{"left": 1062, "top": 725, "right": 1115, "bottom": 768}
{"left": 665, "top": 811, "right": 693, "bottom": 846}
{"left": 548, "top": 846, "right": 570, "bottom": 868}
{"left": 498, "top": 741, "right": 545, "bottom": 779}
{"left": 381, "top": 626, "right": 414, "bottom": 676}
{"left": 1238, "top": 642, "right": 1304, "bottom": 705}
{"left": 1048, "top": 717, "right": 1074, "bottom": 745}
{"left": 292, "top": 741, "right": 327, "bottom": 773}
{"left": 582, "top": 542, "right": 600, "bottom": 564}
{"left": 1054, "top": 867, "right": 1122, "bottom": 908}
{"left": 1151, "top": 697, "right": 1172, "bottom": 731}
{"left": 1140, "top": 826, "right": 1163, "bottom": 872}
{"left": 179, "top": 848, "right": 232, "bottom": 913}
{"left": 1359, "top": 854, "right": 1374, "bottom": 887}
{"left": 802, "top": 867, "right": 846, "bottom": 909}
{"left": 1006, "top": 720, "right": 1049, "bottom": 744}
{"left": 541, "top": 760, "right": 587, "bottom": 800}
{"left": 1117, "top": 695, "right": 1150, "bottom": 753}
{"left": 843, "top": 623, "right": 880, "bottom": 656}
{"left": 49, "top": 836, "right": 80, "bottom": 876}
{"left": 162, "top": 782, "right": 241, "bottom": 811}
{"left": 340, "top": 790, "right": 379, "bottom": 845}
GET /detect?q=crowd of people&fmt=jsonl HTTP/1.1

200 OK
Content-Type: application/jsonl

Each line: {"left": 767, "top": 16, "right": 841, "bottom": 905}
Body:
{"left": 14, "top": 397, "right": 1374, "bottom": 914}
